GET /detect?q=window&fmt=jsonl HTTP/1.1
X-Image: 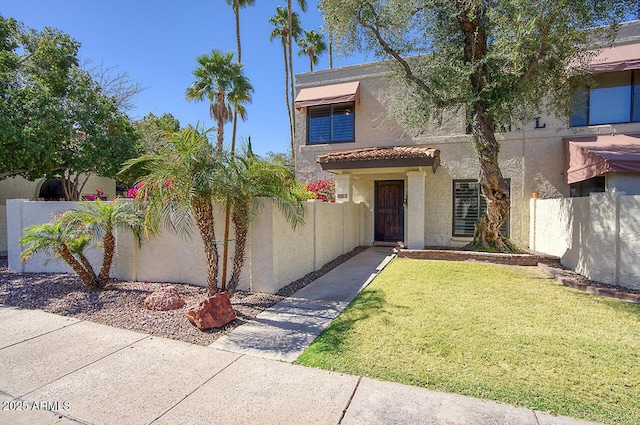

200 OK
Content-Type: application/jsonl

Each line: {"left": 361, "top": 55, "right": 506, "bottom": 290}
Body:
{"left": 307, "top": 102, "right": 354, "bottom": 144}
{"left": 571, "top": 70, "right": 640, "bottom": 126}
{"left": 569, "top": 176, "right": 605, "bottom": 197}
{"left": 452, "top": 180, "right": 510, "bottom": 237}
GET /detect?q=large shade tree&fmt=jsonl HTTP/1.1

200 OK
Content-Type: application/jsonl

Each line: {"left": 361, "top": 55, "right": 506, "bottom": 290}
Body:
{"left": 320, "top": 0, "right": 637, "bottom": 252}
{"left": 0, "top": 16, "right": 139, "bottom": 196}
{"left": 298, "top": 29, "right": 327, "bottom": 72}
{"left": 270, "top": 6, "right": 303, "bottom": 157}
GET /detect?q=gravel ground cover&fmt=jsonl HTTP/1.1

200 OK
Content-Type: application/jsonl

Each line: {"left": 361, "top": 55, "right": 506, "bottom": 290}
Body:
{"left": 0, "top": 246, "right": 367, "bottom": 346}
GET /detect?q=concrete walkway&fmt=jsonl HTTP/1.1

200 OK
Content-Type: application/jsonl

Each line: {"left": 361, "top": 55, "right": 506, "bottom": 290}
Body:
{"left": 0, "top": 247, "right": 603, "bottom": 425}
{"left": 211, "top": 247, "right": 395, "bottom": 362}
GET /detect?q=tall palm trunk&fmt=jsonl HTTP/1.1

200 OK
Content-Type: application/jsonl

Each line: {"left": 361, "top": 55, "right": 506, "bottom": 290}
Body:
{"left": 192, "top": 197, "right": 219, "bottom": 295}
{"left": 282, "top": 42, "right": 294, "bottom": 157}
{"left": 234, "top": 0, "right": 242, "bottom": 63}
{"left": 228, "top": 204, "right": 249, "bottom": 293}
{"left": 222, "top": 2, "right": 242, "bottom": 291}
{"left": 287, "top": 0, "right": 296, "bottom": 151}
{"left": 215, "top": 91, "right": 226, "bottom": 152}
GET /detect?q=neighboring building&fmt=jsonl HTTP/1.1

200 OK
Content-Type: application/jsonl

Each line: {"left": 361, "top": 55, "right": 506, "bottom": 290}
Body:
{"left": 294, "top": 20, "right": 640, "bottom": 250}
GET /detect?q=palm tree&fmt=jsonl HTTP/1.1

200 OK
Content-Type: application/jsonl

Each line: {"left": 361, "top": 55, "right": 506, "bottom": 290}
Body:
{"left": 20, "top": 199, "right": 142, "bottom": 290}
{"left": 298, "top": 29, "right": 327, "bottom": 72}
{"left": 225, "top": 0, "right": 255, "bottom": 64}
{"left": 287, "top": 0, "right": 307, "bottom": 143}
{"left": 224, "top": 147, "right": 307, "bottom": 292}
{"left": 121, "top": 126, "right": 230, "bottom": 295}
{"left": 185, "top": 50, "right": 252, "bottom": 152}
{"left": 270, "top": 6, "right": 302, "bottom": 157}
{"left": 66, "top": 199, "right": 143, "bottom": 284}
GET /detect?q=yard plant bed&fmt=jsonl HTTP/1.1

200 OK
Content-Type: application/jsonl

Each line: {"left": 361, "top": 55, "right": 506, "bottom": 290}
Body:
{"left": 0, "top": 262, "right": 282, "bottom": 346}
{"left": 297, "top": 258, "right": 640, "bottom": 425}
{"left": 0, "top": 246, "right": 367, "bottom": 346}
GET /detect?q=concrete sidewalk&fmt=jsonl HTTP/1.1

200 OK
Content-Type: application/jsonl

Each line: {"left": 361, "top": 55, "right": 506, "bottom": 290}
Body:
{"left": 211, "top": 246, "right": 395, "bottom": 362}
{"left": 0, "top": 306, "right": 601, "bottom": 425}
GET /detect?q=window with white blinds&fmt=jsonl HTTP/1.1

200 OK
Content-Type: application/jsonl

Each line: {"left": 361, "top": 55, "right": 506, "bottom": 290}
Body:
{"left": 307, "top": 102, "right": 354, "bottom": 144}
{"left": 452, "top": 180, "right": 510, "bottom": 237}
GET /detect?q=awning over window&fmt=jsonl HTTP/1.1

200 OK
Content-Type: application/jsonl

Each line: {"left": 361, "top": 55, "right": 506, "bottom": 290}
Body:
{"left": 294, "top": 81, "right": 360, "bottom": 110}
{"left": 317, "top": 146, "right": 440, "bottom": 173}
{"left": 588, "top": 44, "right": 640, "bottom": 72}
{"left": 564, "top": 134, "right": 640, "bottom": 184}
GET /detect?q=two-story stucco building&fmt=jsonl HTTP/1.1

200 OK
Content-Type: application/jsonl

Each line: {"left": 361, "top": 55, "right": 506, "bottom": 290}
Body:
{"left": 294, "top": 20, "right": 640, "bottom": 251}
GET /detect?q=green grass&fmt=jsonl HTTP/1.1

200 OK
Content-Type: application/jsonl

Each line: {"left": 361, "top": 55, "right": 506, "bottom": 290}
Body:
{"left": 297, "top": 259, "right": 640, "bottom": 424}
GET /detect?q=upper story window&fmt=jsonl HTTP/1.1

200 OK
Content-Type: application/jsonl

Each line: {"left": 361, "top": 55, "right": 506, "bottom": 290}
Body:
{"left": 571, "top": 70, "right": 640, "bottom": 126}
{"left": 307, "top": 102, "right": 355, "bottom": 144}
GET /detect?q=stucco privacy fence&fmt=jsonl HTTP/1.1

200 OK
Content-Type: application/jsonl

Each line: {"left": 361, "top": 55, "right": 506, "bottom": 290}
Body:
{"left": 530, "top": 192, "right": 640, "bottom": 292}
{"left": 6, "top": 198, "right": 364, "bottom": 294}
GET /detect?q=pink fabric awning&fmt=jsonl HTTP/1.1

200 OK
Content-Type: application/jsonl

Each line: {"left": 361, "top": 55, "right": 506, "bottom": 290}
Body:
{"left": 588, "top": 44, "right": 640, "bottom": 72}
{"left": 564, "top": 134, "right": 640, "bottom": 184}
{"left": 294, "top": 81, "right": 360, "bottom": 110}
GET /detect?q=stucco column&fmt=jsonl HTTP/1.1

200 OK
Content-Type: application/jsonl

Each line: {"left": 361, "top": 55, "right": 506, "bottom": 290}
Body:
{"left": 334, "top": 174, "right": 352, "bottom": 203}
{"left": 406, "top": 171, "right": 426, "bottom": 250}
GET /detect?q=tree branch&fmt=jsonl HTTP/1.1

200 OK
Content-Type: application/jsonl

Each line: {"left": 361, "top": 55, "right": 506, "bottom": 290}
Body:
{"left": 358, "top": 5, "right": 432, "bottom": 96}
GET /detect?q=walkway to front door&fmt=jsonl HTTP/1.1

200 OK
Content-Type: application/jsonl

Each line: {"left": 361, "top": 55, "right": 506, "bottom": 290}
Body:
{"left": 374, "top": 180, "right": 404, "bottom": 243}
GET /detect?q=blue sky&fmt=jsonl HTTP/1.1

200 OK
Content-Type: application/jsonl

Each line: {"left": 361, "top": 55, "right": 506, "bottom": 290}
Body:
{"left": 3, "top": 0, "right": 367, "bottom": 156}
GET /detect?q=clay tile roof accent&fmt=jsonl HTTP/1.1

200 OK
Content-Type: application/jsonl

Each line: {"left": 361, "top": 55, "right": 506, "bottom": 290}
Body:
{"left": 316, "top": 146, "right": 440, "bottom": 164}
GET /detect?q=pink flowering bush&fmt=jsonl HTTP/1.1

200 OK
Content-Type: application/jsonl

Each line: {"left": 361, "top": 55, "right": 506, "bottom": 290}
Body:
{"left": 127, "top": 181, "right": 145, "bottom": 198}
{"left": 305, "top": 179, "right": 335, "bottom": 202}
{"left": 127, "top": 179, "right": 174, "bottom": 199}
{"left": 83, "top": 189, "right": 105, "bottom": 201}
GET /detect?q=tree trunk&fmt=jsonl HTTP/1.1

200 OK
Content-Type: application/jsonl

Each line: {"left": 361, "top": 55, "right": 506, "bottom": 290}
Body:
{"left": 234, "top": 0, "right": 241, "bottom": 63}
{"left": 228, "top": 205, "right": 248, "bottom": 293}
{"left": 216, "top": 92, "right": 225, "bottom": 152}
{"left": 456, "top": 1, "right": 516, "bottom": 253}
{"left": 287, "top": 0, "right": 296, "bottom": 154}
{"left": 282, "top": 42, "right": 294, "bottom": 158}
{"left": 58, "top": 244, "right": 100, "bottom": 289}
{"left": 328, "top": 30, "right": 333, "bottom": 69}
{"left": 469, "top": 109, "right": 512, "bottom": 252}
{"left": 221, "top": 202, "right": 232, "bottom": 292}
{"left": 98, "top": 230, "right": 115, "bottom": 285}
{"left": 191, "top": 197, "right": 219, "bottom": 295}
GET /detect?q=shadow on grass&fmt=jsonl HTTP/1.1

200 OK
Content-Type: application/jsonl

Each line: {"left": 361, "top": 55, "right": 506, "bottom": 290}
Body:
{"left": 303, "top": 288, "right": 387, "bottom": 355}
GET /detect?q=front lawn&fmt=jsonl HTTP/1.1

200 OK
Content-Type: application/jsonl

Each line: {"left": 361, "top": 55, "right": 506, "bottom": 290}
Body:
{"left": 296, "top": 259, "right": 640, "bottom": 424}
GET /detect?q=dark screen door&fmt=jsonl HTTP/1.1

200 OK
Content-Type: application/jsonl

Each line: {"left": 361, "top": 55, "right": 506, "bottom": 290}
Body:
{"left": 374, "top": 180, "right": 404, "bottom": 242}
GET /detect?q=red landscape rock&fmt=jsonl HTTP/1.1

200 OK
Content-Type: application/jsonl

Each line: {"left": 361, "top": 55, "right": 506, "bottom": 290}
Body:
{"left": 185, "top": 292, "right": 237, "bottom": 330}
{"left": 143, "top": 286, "right": 185, "bottom": 311}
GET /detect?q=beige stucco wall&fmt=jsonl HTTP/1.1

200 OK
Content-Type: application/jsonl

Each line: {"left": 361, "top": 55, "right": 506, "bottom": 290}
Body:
{"left": 531, "top": 193, "right": 640, "bottom": 291}
{"left": 8, "top": 199, "right": 365, "bottom": 294}
{"left": 1, "top": 175, "right": 116, "bottom": 253}
{"left": 6, "top": 200, "right": 105, "bottom": 273}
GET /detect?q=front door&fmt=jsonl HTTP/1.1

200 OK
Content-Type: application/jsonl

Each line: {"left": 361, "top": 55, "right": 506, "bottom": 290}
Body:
{"left": 374, "top": 180, "right": 404, "bottom": 242}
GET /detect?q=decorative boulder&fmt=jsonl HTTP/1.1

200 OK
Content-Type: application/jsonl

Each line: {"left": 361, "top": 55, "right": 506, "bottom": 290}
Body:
{"left": 144, "top": 287, "right": 185, "bottom": 311}
{"left": 185, "top": 292, "right": 236, "bottom": 330}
